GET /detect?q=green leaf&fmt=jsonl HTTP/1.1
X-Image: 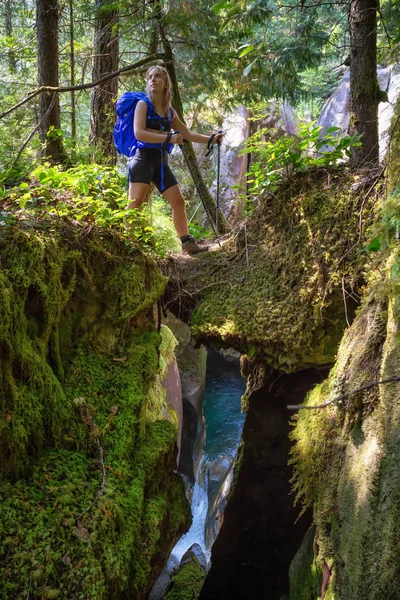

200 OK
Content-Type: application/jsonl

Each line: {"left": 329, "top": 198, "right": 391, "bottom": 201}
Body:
{"left": 326, "top": 126, "right": 341, "bottom": 133}
{"left": 78, "top": 181, "right": 89, "bottom": 195}
{"left": 211, "top": 0, "right": 230, "bottom": 14}
{"left": 221, "top": 3, "right": 242, "bottom": 31}
{"left": 239, "top": 45, "right": 254, "bottom": 58}
{"left": 366, "top": 236, "right": 381, "bottom": 252}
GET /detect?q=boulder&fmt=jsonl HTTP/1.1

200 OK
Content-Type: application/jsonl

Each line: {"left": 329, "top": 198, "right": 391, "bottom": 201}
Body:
{"left": 148, "top": 555, "right": 179, "bottom": 600}
{"left": 209, "top": 105, "right": 250, "bottom": 224}
{"left": 316, "top": 64, "right": 400, "bottom": 158}
{"left": 181, "top": 543, "right": 208, "bottom": 572}
{"left": 205, "top": 458, "right": 234, "bottom": 550}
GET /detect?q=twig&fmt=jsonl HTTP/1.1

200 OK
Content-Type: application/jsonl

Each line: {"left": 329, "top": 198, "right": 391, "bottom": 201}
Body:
{"left": 8, "top": 92, "right": 57, "bottom": 171}
{"left": 74, "top": 398, "right": 107, "bottom": 521}
{"left": 181, "top": 279, "right": 233, "bottom": 297}
{"left": 342, "top": 276, "right": 350, "bottom": 328}
{"left": 287, "top": 375, "right": 400, "bottom": 410}
{"left": 0, "top": 54, "right": 160, "bottom": 120}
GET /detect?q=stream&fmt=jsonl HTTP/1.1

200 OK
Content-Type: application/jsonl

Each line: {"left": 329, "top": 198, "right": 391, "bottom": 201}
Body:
{"left": 150, "top": 349, "right": 246, "bottom": 599}
{"left": 171, "top": 349, "right": 246, "bottom": 564}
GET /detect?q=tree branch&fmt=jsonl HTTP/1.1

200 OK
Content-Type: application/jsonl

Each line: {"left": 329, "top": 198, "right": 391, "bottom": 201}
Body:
{"left": 0, "top": 54, "right": 161, "bottom": 120}
{"left": 287, "top": 375, "right": 400, "bottom": 410}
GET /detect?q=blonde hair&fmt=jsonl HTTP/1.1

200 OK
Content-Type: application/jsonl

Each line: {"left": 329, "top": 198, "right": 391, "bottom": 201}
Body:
{"left": 145, "top": 65, "right": 172, "bottom": 117}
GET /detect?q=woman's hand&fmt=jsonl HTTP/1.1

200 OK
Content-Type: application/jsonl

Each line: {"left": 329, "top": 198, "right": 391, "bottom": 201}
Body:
{"left": 213, "top": 132, "right": 223, "bottom": 145}
{"left": 170, "top": 132, "right": 183, "bottom": 145}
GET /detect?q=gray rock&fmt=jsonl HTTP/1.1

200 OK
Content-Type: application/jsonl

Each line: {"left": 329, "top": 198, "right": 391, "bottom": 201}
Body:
{"left": 180, "top": 543, "right": 208, "bottom": 572}
{"left": 164, "top": 312, "right": 207, "bottom": 481}
{"left": 205, "top": 459, "right": 234, "bottom": 550}
{"left": 209, "top": 105, "right": 250, "bottom": 224}
{"left": 148, "top": 555, "right": 179, "bottom": 600}
{"left": 316, "top": 64, "right": 400, "bottom": 159}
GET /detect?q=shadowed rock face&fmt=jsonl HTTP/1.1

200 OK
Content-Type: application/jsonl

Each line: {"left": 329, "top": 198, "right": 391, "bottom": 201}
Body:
{"left": 200, "top": 368, "right": 328, "bottom": 600}
{"left": 164, "top": 313, "right": 207, "bottom": 481}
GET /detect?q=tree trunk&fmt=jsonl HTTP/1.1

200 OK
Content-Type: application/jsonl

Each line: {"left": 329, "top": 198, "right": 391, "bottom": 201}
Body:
{"left": 157, "top": 9, "right": 228, "bottom": 234}
{"left": 348, "top": 0, "right": 380, "bottom": 166}
{"left": 69, "top": 0, "right": 76, "bottom": 147}
{"left": 36, "top": 0, "right": 64, "bottom": 163}
{"left": 89, "top": 0, "right": 119, "bottom": 165}
{"left": 5, "top": 0, "right": 16, "bottom": 71}
{"left": 164, "top": 45, "right": 228, "bottom": 234}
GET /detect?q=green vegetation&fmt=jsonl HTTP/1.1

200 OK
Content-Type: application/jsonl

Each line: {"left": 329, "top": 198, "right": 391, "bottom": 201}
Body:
{"left": 0, "top": 163, "right": 181, "bottom": 256}
{"left": 242, "top": 123, "right": 361, "bottom": 203}
{"left": 289, "top": 527, "right": 323, "bottom": 600}
{"left": 289, "top": 176, "right": 400, "bottom": 599}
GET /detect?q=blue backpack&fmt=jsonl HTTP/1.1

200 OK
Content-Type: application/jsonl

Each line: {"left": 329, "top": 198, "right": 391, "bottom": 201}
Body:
{"left": 113, "top": 91, "right": 174, "bottom": 157}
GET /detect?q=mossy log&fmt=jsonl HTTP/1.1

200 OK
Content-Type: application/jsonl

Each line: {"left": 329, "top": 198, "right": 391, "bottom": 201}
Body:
{"left": 162, "top": 165, "right": 383, "bottom": 373}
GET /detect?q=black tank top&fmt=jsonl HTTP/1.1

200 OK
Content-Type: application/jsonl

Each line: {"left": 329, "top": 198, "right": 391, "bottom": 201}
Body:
{"left": 146, "top": 114, "right": 172, "bottom": 132}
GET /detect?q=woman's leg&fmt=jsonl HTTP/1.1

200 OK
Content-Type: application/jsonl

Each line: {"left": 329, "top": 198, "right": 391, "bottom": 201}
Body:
{"left": 162, "top": 184, "right": 188, "bottom": 237}
{"left": 162, "top": 184, "right": 208, "bottom": 254}
{"left": 128, "top": 182, "right": 151, "bottom": 209}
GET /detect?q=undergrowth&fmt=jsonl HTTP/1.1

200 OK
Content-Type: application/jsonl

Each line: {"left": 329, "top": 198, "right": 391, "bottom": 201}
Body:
{"left": 0, "top": 163, "right": 181, "bottom": 257}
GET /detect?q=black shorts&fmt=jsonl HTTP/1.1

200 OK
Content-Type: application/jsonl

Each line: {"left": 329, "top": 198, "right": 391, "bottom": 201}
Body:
{"left": 128, "top": 148, "right": 178, "bottom": 193}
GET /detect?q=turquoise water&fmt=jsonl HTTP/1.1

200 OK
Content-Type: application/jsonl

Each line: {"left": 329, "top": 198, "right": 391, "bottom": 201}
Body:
{"left": 170, "top": 349, "right": 246, "bottom": 566}
{"left": 203, "top": 349, "right": 246, "bottom": 462}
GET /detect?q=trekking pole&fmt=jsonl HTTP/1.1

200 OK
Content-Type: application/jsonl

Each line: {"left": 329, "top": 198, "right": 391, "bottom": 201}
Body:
{"left": 176, "top": 133, "right": 221, "bottom": 246}
{"left": 216, "top": 130, "right": 222, "bottom": 235}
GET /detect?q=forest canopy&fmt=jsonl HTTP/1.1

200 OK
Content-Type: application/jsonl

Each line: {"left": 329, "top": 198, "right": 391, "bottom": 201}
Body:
{"left": 0, "top": 0, "right": 398, "bottom": 186}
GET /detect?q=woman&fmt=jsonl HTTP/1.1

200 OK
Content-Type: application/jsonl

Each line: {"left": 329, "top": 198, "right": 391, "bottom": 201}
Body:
{"left": 128, "top": 65, "right": 222, "bottom": 255}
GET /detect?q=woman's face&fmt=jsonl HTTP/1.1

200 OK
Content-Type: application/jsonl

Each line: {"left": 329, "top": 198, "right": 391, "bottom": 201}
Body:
{"left": 147, "top": 69, "right": 166, "bottom": 93}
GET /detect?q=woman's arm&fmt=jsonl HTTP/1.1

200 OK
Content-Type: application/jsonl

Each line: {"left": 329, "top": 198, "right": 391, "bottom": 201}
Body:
{"left": 171, "top": 110, "right": 223, "bottom": 145}
{"left": 134, "top": 100, "right": 182, "bottom": 145}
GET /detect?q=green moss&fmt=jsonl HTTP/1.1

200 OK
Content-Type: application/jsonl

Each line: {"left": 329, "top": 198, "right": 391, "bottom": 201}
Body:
{"left": 165, "top": 556, "right": 206, "bottom": 600}
{"left": 164, "top": 166, "right": 379, "bottom": 371}
{"left": 289, "top": 235, "right": 400, "bottom": 599}
{"left": 0, "top": 224, "right": 190, "bottom": 599}
{"left": 289, "top": 526, "right": 323, "bottom": 600}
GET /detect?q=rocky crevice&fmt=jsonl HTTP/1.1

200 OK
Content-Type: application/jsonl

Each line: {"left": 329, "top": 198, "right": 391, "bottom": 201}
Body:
{"left": 200, "top": 367, "right": 329, "bottom": 600}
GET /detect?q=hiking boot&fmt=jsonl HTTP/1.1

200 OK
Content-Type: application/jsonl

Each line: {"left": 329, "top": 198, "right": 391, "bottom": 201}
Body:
{"left": 181, "top": 234, "right": 209, "bottom": 255}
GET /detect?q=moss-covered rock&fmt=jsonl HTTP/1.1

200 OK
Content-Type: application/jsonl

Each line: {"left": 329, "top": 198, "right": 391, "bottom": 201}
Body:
{"left": 165, "top": 556, "right": 206, "bottom": 600}
{"left": 0, "top": 225, "right": 191, "bottom": 599}
{"left": 289, "top": 526, "right": 322, "bottom": 600}
{"left": 289, "top": 203, "right": 400, "bottom": 599}
{"left": 163, "top": 166, "right": 380, "bottom": 372}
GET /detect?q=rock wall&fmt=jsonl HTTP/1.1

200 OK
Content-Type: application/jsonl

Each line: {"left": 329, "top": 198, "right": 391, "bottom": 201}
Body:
{"left": 200, "top": 368, "right": 327, "bottom": 600}
{"left": 164, "top": 312, "right": 207, "bottom": 481}
{"left": 289, "top": 98, "right": 400, "bottom": 598}
{"left": 0, "top": 226, "right": 190, "bottom": 600}
{"left": 289, "top": 291, "right": 400, "bottom": 599}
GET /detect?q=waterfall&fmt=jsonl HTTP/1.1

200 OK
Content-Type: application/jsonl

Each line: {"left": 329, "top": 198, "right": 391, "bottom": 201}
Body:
{"left": 170, "top": 456, "right": 210, "bottom": 564}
